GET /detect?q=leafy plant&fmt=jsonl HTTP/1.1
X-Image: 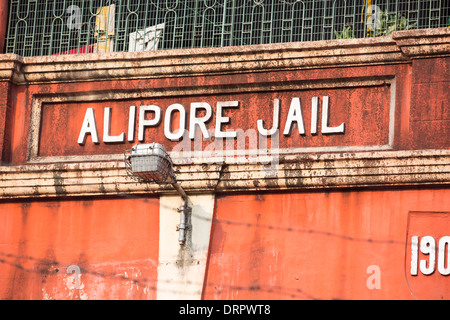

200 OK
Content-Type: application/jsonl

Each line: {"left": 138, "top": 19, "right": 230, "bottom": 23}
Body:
{"left": 334, "top": 25, "right": 355, "bottom": 39}
{"left": 335, "top": 10, "right": 417, "bottom": 40}
{"left": 368, "top": 10, "right": 416, "bottom": 37}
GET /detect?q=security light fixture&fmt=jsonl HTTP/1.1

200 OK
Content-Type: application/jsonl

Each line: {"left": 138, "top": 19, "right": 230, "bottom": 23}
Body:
{"left": 125, "top": 143, "right": 190, "bottom": 246}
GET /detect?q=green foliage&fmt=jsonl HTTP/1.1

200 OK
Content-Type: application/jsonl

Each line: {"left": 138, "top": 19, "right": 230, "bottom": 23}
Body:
{"left": 368, "top": 10, "right": 416, "bottom": 37}
{"left": 334, "top": 25, "right": 355, "bottom": 39}
{"left": 335, "top": 10, "right": 417, "bottom": 40}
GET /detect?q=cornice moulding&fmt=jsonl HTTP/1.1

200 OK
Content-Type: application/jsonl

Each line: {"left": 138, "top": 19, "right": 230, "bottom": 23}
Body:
{"left": 392, "top": 27, "right": 450, "bottom": 59}
{"left": 1, "top": 149, "right": 448, "bottom": 200}
{"left": 0, "top": 36, "right": 407, "bottom": 84}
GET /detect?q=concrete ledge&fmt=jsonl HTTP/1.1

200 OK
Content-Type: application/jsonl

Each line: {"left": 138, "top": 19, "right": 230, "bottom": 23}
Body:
{"left": 0, "top": 35, "right": 407, "bottom": 84}
{"left": 0, "top": 149, "right": 448, "bottom": 199}
{"left": 393, "top": 27, "right": 450, "bottom": 59}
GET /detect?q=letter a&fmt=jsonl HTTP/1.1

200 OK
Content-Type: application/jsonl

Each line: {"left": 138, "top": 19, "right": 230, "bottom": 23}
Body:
{"left": 366, "top": 265, "right": 381, "bottom": 290}
{"left": 283, "top": 97, "right": 305, "bottom": 136}
{"left": 78, "top": 108, "right": 99, "bottom": 145}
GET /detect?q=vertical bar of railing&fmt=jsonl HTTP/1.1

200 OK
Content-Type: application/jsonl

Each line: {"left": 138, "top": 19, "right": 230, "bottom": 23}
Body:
{"left": 331, "top": 0, "right": 336, "bottom": 40}
{"left": 242, "top": 0, "right": 249, "bottom": 45}
{"left": 142, "top": 0, "right": 149, "bottom": 52}
{"left": 13, "top": 1, "right": 22, "bottom": 56}
{"left": 229, "top": 0, "right": 237, "bottom": 46}
{"left": 394, "top": 0, "right": 399, "bottom": 33}
{"left": 251, "top": 3, "right": 256, "bottom": 45}
{"left": 155, "top": 0, "right": 162, "bottom": 49}
{"left": 114, "top": 0, "right": 122, "bottom": 52}
{"left": 166, "top": 0, "right": 177, "bottom": 49}
{"left": 417, "top": 0, "right": 422, "bottom": 29}
{"left": 220, "top": 0, "right": 227, "bottom": 47}
{"left": 290, "top": 1, "right": 299, "bottom": 43}
{"left": 299, "top": 1, "right": 305, "bottom": 42}
{"left": 322, "top": 0, "right": 330, "bottom": 41}
{"left": 88, "top": 0, "right": 95, "bottom": 53}
{"left": 267, "top": 0, "right": 274, "bottom": 44}
{"left": 27, "top": 0, "right": 35, "bottom": 55}
{"left": 62, "top": 0, "right": 69, "bottom": 53}
{"left": 283, "top": 1, "right": 290, "bottom": 43}
{"left": 311, "top": 0, "right": 316, "bottom": 41}
{"left": 202, "top": 2, "right": 209, "bottom": 48}
{"left": 19, "top": 0, "right": 31, "bottom": 56}
{"left": 124, "top": 2, "right": 131, "bottom": 52}
{"left": 259, "top": 2, "right": 265, "bottom": 45}
{"left": 254, "top": 2, "right": 262, "bottom": 45}
{"left": 365, "top": 0, "right": 370, "bottom": 38}
{"left": 5, "top": 0, "right": 13, "bottom": 54}
{"left": 190, "top": 0, "right": 200, "bottom": 48}
{"left": 429, "top": 0, "right": 442, "bottom": 28}
{"left": 172, "top": 0, "right": 180, "bottom": 49}
{"left": 350, "top": 0, "right": 356, "bottom": 38}
{"left": 407, "top": 0, "right": 419, "bottom": 30}
{"left": 42, "top": 0, "right": 50, "bottom": 55}
{"left": 127, "top": 0, "right": 139, "bottom": 52}
{"left": 50, "top": 0, "right": 59, "bottom": 55}
{"left": 29, "top": 0, "right": 39, "bottom": 56}
{"left": 179, "top": 0, "right": 188, "bottom": 48}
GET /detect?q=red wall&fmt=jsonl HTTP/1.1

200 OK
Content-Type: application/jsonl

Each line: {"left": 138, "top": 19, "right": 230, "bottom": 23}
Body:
{"left": 409, "top": 58, "right": 450, "bottom": 150}
{"left": 0, "top": 31, "right": 448, "bottom": 300}
{"left": 0, "top": 196, "right": 159, "bottom": 300}
{"left": 204, "top": 189, "right": 450, "bottom": 300}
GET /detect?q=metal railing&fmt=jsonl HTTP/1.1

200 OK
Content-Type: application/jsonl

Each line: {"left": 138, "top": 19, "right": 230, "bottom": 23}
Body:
{"left": 5, "top": 0, "right": 450, "bottom": 57}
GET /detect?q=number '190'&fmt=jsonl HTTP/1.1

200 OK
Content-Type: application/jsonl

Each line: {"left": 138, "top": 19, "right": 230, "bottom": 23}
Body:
{"left": 410, "top": 236, "right": 450, "bottom": 276}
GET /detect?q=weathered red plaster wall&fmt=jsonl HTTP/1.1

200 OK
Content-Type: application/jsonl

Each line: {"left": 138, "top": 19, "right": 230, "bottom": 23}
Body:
{"left": 204, "top": 188, "right": 450, "bottom": 300}
{"left": 38, "top": 85, "right": 391, "bottom": 157}
{"left": 0, "top": 81, "right": 12, "bottom": 164}
{"left": 0, "top": 196, "right": 159, "bottom": 300}
{"left": 1, "top": 63, "right": 420, "bottom": 165}
{"left": 0, "top": 32, "right": 448, "bottom": 301}
{"left": 409, "top": 58, "right": 450, "bottom": 150}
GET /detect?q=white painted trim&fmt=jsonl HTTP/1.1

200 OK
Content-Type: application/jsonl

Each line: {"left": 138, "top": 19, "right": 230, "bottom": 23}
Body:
{"left": 157, "top": 194, "right": 215, "bottom": 300}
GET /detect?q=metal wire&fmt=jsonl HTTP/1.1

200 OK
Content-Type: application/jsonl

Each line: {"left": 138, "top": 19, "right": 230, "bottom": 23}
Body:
{"left": 5, "top": 0, "right": 450, "bottom": 57}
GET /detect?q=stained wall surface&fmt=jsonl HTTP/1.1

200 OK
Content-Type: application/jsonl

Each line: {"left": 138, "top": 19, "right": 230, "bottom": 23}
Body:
{"left": 204, "top": 189, "right": 449, "bottom": 300}
{"left": 0, "top": 197, "right": 159, "bottom": 300}
{"left": 0, "top": 27, "right": 448, "bottom": 300}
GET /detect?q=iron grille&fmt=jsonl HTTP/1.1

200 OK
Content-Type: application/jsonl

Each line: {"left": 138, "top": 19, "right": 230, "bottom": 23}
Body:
{"left": 5, "top": 0, "right": 450, "bottom": 57}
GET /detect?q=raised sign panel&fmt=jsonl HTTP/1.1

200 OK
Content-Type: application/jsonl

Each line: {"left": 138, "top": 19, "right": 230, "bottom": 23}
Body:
{"left": 406, "top": 211, "right": 450, "bottom": 300}
{"left": 29, "top": 78, "right": 395, "bottom": 163}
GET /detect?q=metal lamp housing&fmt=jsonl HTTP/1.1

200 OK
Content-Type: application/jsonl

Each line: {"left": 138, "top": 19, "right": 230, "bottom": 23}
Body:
{"left": 126, "top": 143, "right": 175, "bottom": 184}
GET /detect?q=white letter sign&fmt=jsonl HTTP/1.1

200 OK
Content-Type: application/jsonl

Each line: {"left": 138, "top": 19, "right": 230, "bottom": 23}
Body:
{"left": 78, "top": 108, "right": 99, "bottom": 145}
